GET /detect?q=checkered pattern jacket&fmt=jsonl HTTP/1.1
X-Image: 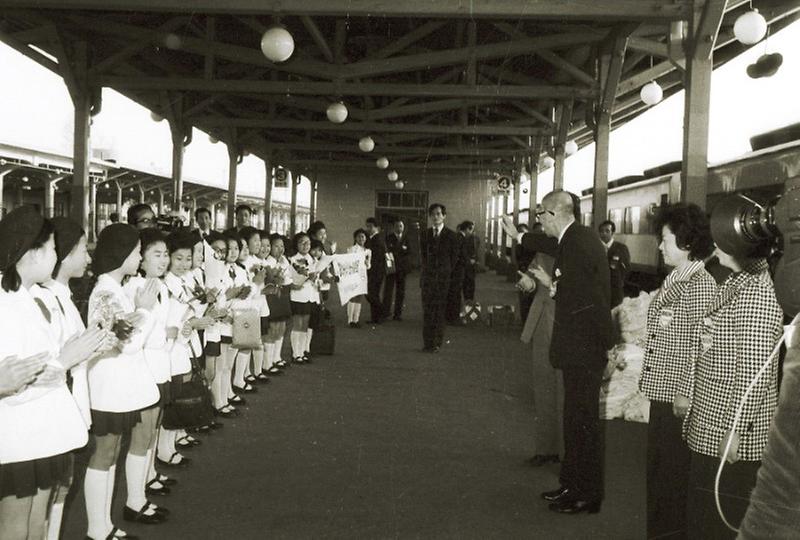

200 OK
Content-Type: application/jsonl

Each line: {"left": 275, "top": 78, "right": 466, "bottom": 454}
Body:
{"left": 639, "top": 261, "right": 716, "bottom": 403}
{"left": 685, "top": 260, "right": 783, "bottom": 461}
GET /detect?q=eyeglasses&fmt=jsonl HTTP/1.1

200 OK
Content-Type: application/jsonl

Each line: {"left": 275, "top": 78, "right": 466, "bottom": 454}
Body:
{"left": 136, "top": 217, "right": 155, "bottom": 225}
{"left": 535, "top": 209, "right": 555, "bottom": 217}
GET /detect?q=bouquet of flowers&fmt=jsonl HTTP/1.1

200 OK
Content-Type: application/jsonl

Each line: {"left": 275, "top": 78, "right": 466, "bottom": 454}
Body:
{"left": 225, "top": 284, "right": 252, "bottom": 301}
{"left": 91, "top": 291, "right": 137, "bottom": 344}
{"left": 261, "top": 265, "right": 286, "bottom": 296}
{"left": 191, "top": 283, "right": 219, "bottom": 306}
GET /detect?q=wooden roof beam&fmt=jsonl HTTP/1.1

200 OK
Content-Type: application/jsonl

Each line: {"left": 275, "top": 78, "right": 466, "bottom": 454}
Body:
{"left": 3, "top": 1, "right": 693, "bottom": 20}
{"left": 256, "top": 142, "right": 522, "bottom": 157}
{"left": 369, "top": 21, "right": 448, "bottom": 60}
{"left": 194, "top": 117, "right": 550, "bottom": 136}
{"left": 94, "top": 76, "right": 598, "bottom": 100}
{"left": 88, "top": 16, "right": 187, "bottom": 75}
{"left": 300, "top": 16, "right": 334, "bottom": 63}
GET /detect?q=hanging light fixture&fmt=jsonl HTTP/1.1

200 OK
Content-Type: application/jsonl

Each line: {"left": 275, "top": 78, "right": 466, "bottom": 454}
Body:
{"left": 565, "top": 140, "right": 578, "bottom": 156}
{"left": 326, "top": 101, "right": 348, "bottom": 123}
{"left": 734, "top": 9, "right": 767, "bottom": 45}
{"left": 358, "top": 136, "right": 375, "bottom": 152}
{"left": 150, "top": 111, "right": 164, "bottom": 122}
{"left": 388, "top": 170, "right": 399, "bottom": 182}
{"left": 395, "top": 180, "right": 405, "bottom": 189}
{"left": 376, "top": 157, "right": 389, "bottom": 169}
{"left": 164, "top": 33, "right": 182, "bottom": 50}
{"left": 260, "top": 26, "right": 295, "bottom": 63}
{"left": 542, "top": 156, "right": 555, "bottom": 168}
{"left": 640, "top": 81, "right": 663, "bottom": 106}
{"left": 21, "top": 176, "right": 29, "bottom": 183}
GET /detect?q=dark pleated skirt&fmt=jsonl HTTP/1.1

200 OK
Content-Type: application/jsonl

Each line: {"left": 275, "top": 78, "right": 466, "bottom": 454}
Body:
{"left": 157, "top": 381, "right": 172, "bottom": 407}
{"left": 90, "top": 409, "right": 142, "bottom": 436}
{"left": 290, "top": 301, "right": 314, "bottom": 316}
{"left": 220, "top": 335, "right": 233, "bottom": 344}
{"left": 267, "top": 288, "right": 292, "bottom": 321}
{"left": 260, "top": 316, "right": 270, "bottom": 336}
{"left": 0, "top": 452, "right": 73, "bottom": 499}
{"left": 204, "top": 340, "right": 221, "bottom": 357}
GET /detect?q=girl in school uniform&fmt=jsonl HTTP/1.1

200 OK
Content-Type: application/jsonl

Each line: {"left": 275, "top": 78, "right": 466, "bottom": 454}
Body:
{"left": 346, "top": 228, "right": 372, "bottom": 328}
{"left": 84, "top": 223, "right": 162, "bottom": 540}
{"left": 288, "top": 232, "right": 320, "bottom": 364}
{"left": 0, "top": 208, "right": 106, "bottom": 540}
{"left": 240, "top": 226, "right": 270, "bottom": 384}
{"left": 218, "top": 232, "right": 248, "bottom": 409}
{"left": 206, "top": 232, "right": 237, "bottom": 417}
{"left": 264, "top": 234, "right": 293, "bottom": 372}
{"left": 120, "top": 228, "right": 171, "bottom": 525}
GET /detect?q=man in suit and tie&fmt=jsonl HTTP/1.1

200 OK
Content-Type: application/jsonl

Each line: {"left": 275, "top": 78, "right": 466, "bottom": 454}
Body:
{"left": 503, "top": 191, "right": 612, "bottom": 514}
{"left": 365, "top": 217, "right": 387, "bottom": 324}
{"left": 598, "top": 220, "right": 630, "bottom": 308}
{"left": 460, "top": 221, "right": 479, "bottom": 303}
{"left": 383, "top": 220, "right": 411, "bottom": 321}
{"left": 420, "top": 203, "right": 460, "bottom": 353}
{"left": 195, "top": 207, "right": 213, "bottom": 239}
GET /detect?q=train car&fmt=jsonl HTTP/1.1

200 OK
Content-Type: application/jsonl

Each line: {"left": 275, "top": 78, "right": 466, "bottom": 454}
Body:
{"left": 578, "top": 129, "right": 800, "bottom": 287}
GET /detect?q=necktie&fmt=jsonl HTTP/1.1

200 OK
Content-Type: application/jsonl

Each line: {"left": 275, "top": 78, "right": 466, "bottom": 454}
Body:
{"left": 33, "top": 297, "right": 51, "bottom": 324}
{"left": 433, "top": 228, "right": 439, "bottom": 239}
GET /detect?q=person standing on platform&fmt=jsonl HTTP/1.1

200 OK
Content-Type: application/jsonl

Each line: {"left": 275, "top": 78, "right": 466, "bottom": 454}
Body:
{"left": 445, "top": 223, "right": 468, "bottom": 326}
{"left": 460, "top": 221, "right": 478, "bottom": 303}
{"left": 127, "top": 203, "right": 156, "bottom": 230}
{"left": 383, "top": 220, "right": 411, "bottom": 321}
{"left": 195, "top": 207, "right": 213, "bottom": 239}
{"left": 234, "top": 204, "right": 252, "bottom": 232}
{"left": 364, "top": 217, "right": 387, "bottom": 325}
{"left": 420, "top": 203, "right": 460, "bottom": 353}
{"left": 638, "top": 203, "right": 716, "bottom": 540}
{"left": 502, "top": 191, "right": 612, "bottom": 514}
{"left": 515, "top": 223, "right": 536, "bottom": 320}
{"left": 598, "top": 220, "right": 630, "bottom": 308}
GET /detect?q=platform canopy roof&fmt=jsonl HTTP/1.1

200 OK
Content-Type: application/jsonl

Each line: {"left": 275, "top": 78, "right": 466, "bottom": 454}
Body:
{"left": 1, "top": 0, "right": 798, "bottom": 176}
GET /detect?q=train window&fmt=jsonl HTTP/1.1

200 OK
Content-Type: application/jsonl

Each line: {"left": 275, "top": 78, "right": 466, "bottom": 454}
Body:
{"left": 624, "top": 206, "right": 645, "bottom": 234}
{"left": 377, "top": 192, "right": 389, "bottom": 207}
{"left": 582, "top": 212, "right": 593, "bottom": 227}
{"left": 609, "top": 208, "right": 624, "bottom": 233}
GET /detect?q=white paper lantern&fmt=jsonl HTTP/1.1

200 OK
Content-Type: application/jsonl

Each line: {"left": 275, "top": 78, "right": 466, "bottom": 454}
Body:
{"left": 734, "top": 10, "right": 767, "bottom": 45}
{"left": 358, "top": 136, "right": 375, "bottom": 152}
{"left": 260, "top": 26, "right": 295, "bottom": 63}
{"left": 388, "top": 170, "right": 399, "bottom": 182}
{"left": 150, "top": 111, "right": 164, "bottom": 122}
{"left": 565, "top": 140, "right": 578, "bottom": 156}
{"left": 164, "top": 33, "right": 182, "bottom": 50}
{"left": 395, "top": 180, "right": 404, "bottom": 189}
{"left": 640, "top": 81, "right": 664, "bottom": 106}
{"left": 376, "top": 157, "right": 389, "bottom": 169}
{"left": 209, "top": 135, "right": 219, "bottom": 144}
{"left": 542, "top": 156, "right": 555, "bottom": 168}
{"left": 326, "top": 102, "right": 348, "bottom": 123}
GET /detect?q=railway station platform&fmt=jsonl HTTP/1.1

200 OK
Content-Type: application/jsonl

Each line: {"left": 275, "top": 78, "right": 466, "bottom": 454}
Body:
{"left": 61, "top": 271, "right": 646, "bottom": 540}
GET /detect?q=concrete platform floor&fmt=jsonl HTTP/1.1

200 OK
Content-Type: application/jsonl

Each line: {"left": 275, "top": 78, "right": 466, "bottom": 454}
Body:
{"left": 61, "top": 271, "right": 646, "bottom": 539}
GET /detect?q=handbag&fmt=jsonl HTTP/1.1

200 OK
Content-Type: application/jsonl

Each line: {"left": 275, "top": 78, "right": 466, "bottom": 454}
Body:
{"left": 162, "top": 361, "right": 214, "bottom": 430}
{"left": 232, "top": 306, "right": 262, "bottom": 349}
{"left": 385, "top": 252, "right": 396, "bottom": 275}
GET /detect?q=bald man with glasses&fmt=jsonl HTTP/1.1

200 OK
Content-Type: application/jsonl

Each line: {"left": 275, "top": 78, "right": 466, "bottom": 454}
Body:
{"left": 502, "top": 190, "right": 612, "bottom": 515}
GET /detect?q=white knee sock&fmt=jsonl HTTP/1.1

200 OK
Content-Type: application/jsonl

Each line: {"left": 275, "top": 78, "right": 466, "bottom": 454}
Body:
{"left": 157, "top": 427, "right": 176, "bottom": 461}
{"left": 212, "top": 356, "right": 226, "bottom": 408}
{"left": 347, "top": 303, "right": 355, "bottom": 322}
{"left": 84, "top": 468, "right": 110, "bottom": 540}
{"left": 47, "top": 501, "right": 65, "bottom": 540}
{"left": 306, "top": 329, "right": 313, "bottom": 353}
{"left": 253, "top": 348, "right": 265, "bottom": 374}
{"left": 224, "top": 348, "right": 236, "bottom": 398}
{"left": 145, "top": 448, "right": 157, "bottom": 484}
{"left": 233, "top": 350, "right": 249, "bottom": 388}
{"left": 263, "top": 343, "right": 274, "bottom": 369}
{"left": 125, "top": 454, "right": 148, "bottom": 511}
{"left": 105, "top": 465, "right": 116, "bottom": 531}
{"left": 290, "top": 331, "right": 304, "bottom": 358}
{"left": 354, "top": 303, "right": 362, "bottom": 322}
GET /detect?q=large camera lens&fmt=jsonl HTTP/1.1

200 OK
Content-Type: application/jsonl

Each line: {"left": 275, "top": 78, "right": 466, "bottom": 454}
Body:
{"left": 710, "top": 193, "right": 778, "bottom": 258}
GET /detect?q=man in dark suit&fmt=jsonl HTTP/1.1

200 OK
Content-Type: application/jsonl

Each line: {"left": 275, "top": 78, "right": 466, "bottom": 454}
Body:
{"left": 383, "top": 220, "right": 411, "bottom": 321}
{"left": 598, "top": 220, "right": 630, "bottom": 308}
{"left": 503, "top": 191, "right": 612, "bottom": 514}
{"left": 420, "top": 203, "right": 460, "bottom": 352}
{"left": 460, "top": 221, "right": 478, "bottom": 303}
{"left": 445, "top": 225, "right": 469, "bottom": 325}
{"left": 365, "top": 217, "right": 387, "bottom": 324}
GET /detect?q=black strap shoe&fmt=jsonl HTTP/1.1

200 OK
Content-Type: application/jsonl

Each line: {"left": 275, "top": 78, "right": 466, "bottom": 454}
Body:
{"left": 548, "top": 499, "right": 601, "bottom": 514}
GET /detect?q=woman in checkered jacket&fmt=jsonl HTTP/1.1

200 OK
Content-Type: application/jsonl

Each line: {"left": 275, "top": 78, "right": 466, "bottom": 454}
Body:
{"left": 684, "top": 245, "right": 783, "bottom": 539}
{"left": 639, "top": 203, "right": 716, "bottom": 540}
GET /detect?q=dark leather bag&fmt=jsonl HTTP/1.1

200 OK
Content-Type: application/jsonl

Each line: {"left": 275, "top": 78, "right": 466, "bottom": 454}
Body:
{"left": 162, "top": 360, "right": 215, "bottom": 430}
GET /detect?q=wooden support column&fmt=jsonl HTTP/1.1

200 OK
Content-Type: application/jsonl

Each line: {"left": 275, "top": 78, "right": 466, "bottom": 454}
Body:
{"left": 310, "top": 167, "right": 318, "bottom": 223}
{"left": 681, "top": 0, "right": 726, "bottom": 208}
{"left": 501, "top": 189, "right": 509, "bottom": 257}
{"left": 69, "top": 49, "right": 92, "bottom": 231}
{"left": 0, "top": 167, "right": 16, "bottom": 217}
{"left": 44, "top": 175, "right": 67, "bottom": 218}
{"left": 89, "top": 177, "right": 97, "bottom": 241}
{"left": 226, "top": 133, "right": 240, "bottom": 230}
{"left": 553, "top": 101, "right": 573, "bottom": 191}
{"left": 167, "top": 96, "right": 191, "bottom": 208}
{"left": 115, "top": 181, "right": 123, "bottom": 216}
{"left": 289, "top": 170, "right": 298, "bottom": 235}
{"left": 157, "top": 188, "right": 165, "bottom": 215}
{"left": 138, "top": 185, "right": 145, "bottom": 204}
{"left": 528, "top": 136, "right": 543, "bottom": 212}
{"left": 263, "top": 154, "right": 273, "bottom": 231}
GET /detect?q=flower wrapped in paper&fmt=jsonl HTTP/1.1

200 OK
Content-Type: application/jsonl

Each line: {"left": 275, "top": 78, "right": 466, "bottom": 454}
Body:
{"left": 89, "top": 291, "right": 137, "bottom": 345}
{"left": 261, "top": 265, "right": 286, "bottom": 296}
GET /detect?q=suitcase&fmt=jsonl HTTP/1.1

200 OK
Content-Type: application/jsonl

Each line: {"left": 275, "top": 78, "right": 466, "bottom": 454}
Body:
{"left": 488, "top": 304, "right": 515, "bottom": 327}
{"left": 461, "top": 301, "right": 483, "bottom": 325}
{"left": 310, "top": 307, "right": 336, "bottom": 355}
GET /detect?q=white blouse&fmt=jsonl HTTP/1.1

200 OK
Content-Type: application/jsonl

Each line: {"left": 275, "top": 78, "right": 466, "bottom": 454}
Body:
{"left": 0, "top": 285, "right": 88, "bottom": 464}
{"left": 265, "top": 255, "right": 294, "bottom": 286}
{"left": 124, "top": 277, "right": 171, "bottom": 384}
{"left": 86, "top": 274, "right": 159, "bottom": 412}
{"left": 36, "top": 279, "right": 92, "bottom": 427}
{"left": 163, "top": 272, "right": 196, "bottom": 376}
{"left": 288, "top": 253, "right": 320, "bottom": 304}
{"left": 348, "top": 244, "right": 372, "bottom": 270}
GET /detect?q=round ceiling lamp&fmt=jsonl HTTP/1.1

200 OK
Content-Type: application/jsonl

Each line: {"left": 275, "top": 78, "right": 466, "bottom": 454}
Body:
{"left": 388, "top": 170, "right": 399, "bottom": 182}
{"left": 395, "top": 180, "right": 405, "bottom": 189}
{"left": 542, "top": 156, "right": 555, "bottom": 168}
{"left": 358, "top": 136, "right": 375, "bottom": 152}
{"left": 260, "top": 26, "right": 295, "bottom": 63}
{"left": 376, "top": 157, "right": 389, "bottom": 169}
{"left": 164, "top": 33, "right": 182, "bottom": 50}
{"left": 150, "top": 111, "right": 164, "bottom": 122}
{"left": 22, "top": 176, "right": 29, "bottom": 183}
{"left": 734, "top": 9, "right": 768, "bottom": 45}
{"left": 565, "top": 140, "right": 578, "bottom": 156}
{"left": 326, "top": 101, "right": 348, "bottom": 123}
{"left": 640, "top": 81, "right": 663, "bottom": 106}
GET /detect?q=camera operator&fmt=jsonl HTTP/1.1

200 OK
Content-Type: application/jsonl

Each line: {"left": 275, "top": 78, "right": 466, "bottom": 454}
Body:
{"left": 127, "top": 204, "right": 156, "bottom": 230}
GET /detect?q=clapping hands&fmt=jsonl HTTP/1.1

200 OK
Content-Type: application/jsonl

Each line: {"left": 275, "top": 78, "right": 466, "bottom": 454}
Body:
{"left": 0, "top": 352, "right": 48, "bottom": 396}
